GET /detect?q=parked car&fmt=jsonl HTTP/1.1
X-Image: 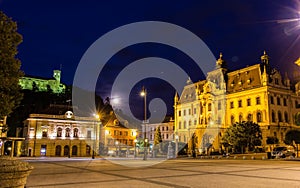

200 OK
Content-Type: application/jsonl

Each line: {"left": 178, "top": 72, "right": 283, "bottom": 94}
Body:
{"left": 271, "top": 146, "right": 296, "bottom": 158}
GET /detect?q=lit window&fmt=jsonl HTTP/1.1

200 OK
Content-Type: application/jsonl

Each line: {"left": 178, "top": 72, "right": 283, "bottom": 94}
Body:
{"left": 256, "top": 97, "right": 261, "bottom": 105}
{"left": 42, "top": 129, "right": 48, "bottom": 138}
{"left": 57, "top": 127, "right": 62, "bottom": 137}
{"left": 73, "top": 128, "right": 79, "bottom": 138}
{"left": 238, "top": 100, "right": 242, "bottom": 108}
{"left": 208, "top": 103, "right": 212, "bottom": 111}
{"left": 247, "top": 98, "right": 251, "bottom": 106}
{"left": 65, "top": 128, "right": 70, "bottom": 137}
{"left": 277, "top": 97, "right": 281, "bottom": 105}
{"left": 257, "top": 112, "right": 262, "bottom": 122}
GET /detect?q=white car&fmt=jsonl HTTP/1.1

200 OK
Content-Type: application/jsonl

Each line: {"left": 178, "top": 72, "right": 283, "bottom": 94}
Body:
{"left": 271, "top": 146, "right": 295, "bottom": 158}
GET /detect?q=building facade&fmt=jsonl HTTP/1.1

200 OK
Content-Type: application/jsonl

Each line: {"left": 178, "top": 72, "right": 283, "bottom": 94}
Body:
{"left": 23, "top": 110, "right": 137, "bottom": 157}
{"left": 174, "top": 52, "right": 300, "bottom": 154}
{"left": 19, "top": 70, "right": 66, "bottom": 93}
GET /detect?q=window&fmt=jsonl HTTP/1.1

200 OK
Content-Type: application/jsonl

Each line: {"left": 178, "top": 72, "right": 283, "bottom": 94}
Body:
{"left": 277, "top": 97, "right": 281, "bottom": 105}
{"left": 73, "top": 128, "right": 79, "bottom": 138}
{"left": 239, "top": 114, "right": 243, "bottom": 122}
{"left": 194, "top": 119, "right": 197, "bottom": 125}
{"left": 247, "top": 114, "right": 253, "bottom": 122}
{"left": 247, "top": 98, "right": 251, "bottom": 106}
{"left": 218, "top": 101, "right": 221, "bottom": 110}
{"left": 256, "top": 97, "right": 261, "bottom": 105}
{"left": 188, "top": 109, "right": 191, "bottom": 115}
{"left": 65, "top": 128, "right": 70, "bottom": 137}
{"left": 178, "top": 111, "right": 181, "bottom": 117}
{"left": 72, "top": 145, "right": 77, "bottom": 156}
{"left": 114, "top": 130, "right": 118, "bottom": 136}
{"left": 42, "top": 129, "right": 48, "bottom": 138}
{"left": 57, "top": 127, "right": 62, "bottom": 137}
{"left": 119, "top": 131, "right": 122, "bottom": 136}
{"left": 87, "top": 130, "right": 91, "bottom": 139}
{"left": 179, "top": 122, "right": 182, "bottom": 129}
{"left": 284, "top": 112, "right": 288, "bottom": 123}
{"left": 270, "top": 96, "right": 274, "bottom": 104}
{"left": 124, "top": 131, "right": 128, "bottom": 136}
{"left": 283, "top": 98, "right": 287, "bottom": 106}
{"left": 194, "top": 108, "right": 197, "bottom": 115}
{"left": 166, "top": 134, "right": 169, "bottom": 139}
{"left": 162, "top": 127, "right": 164, "bottom": 131}
{"left": 275, "top": 78, "right": 279, "bottom": 85}
{"left": 231, "top": 115, "right": 235, "bottom": 125}
{"left": 271, "top": 111, "right": 276, "bottom": 122}
{"left": 183, "top": 110, "right": 186, "bottom": 116}
{"left": 189, "top": 120, "right": 192, "bottom": 126}
{"left": 295, "top": 100, "right": 299, "bottom": 108}
{"left": 278, "top": 111, "right": 282, "bottom": 122}
{"left": 183, "top": 121, "right": 186, "bottom": 129}
{"left": 166, "top": 127, "right": 168, "bottom": 131}
{"left": 238, "top": 100, "right": 242, "bottom": 108}
{"left": 230, "top": 101, "right": 234, "bottom": 109}
{"left": 257, "top": 112, "right": 262, "bottom": 122}
{"left": 208, "top": 103, "right": 212, "bottom": 111}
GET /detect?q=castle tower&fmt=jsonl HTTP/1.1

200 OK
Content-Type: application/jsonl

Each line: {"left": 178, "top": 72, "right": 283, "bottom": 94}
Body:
{"left": 53, "top": 70, "right": 61, "bottom": 82}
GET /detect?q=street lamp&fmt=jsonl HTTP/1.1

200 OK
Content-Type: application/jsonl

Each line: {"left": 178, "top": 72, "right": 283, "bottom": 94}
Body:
{"left": 115, "top": 140, "right": 119, "bottom": 157}
{"left": 175, "top": 134, "right": 179, "bottom": 158}
{"left": 140, "top": 87, "right": 147, "bottom": 160}
{"left": 134, "top": 139, "right": 137, "bottom": 158}
{"left": 92, "top": 113, "right": 100, "bottom": 159}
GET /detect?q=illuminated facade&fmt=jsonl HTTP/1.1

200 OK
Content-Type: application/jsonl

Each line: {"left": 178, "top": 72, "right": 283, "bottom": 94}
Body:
{"left": 174, "top": 51, "right": 300, "bottom": 154}
{"left": 23, "top": 109, "right": 137, "bottom": 157}
{"left": 19, "top": 70, "right": 65, "bottom": 93}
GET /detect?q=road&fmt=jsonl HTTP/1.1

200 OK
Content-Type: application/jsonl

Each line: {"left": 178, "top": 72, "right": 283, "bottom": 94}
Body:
{"left": 23, "top": 158, "right": 300, "bottom": 188}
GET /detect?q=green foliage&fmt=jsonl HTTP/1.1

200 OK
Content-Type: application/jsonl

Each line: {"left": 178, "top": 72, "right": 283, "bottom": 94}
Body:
{"left": 284, "top": 130, "right": 300, "bottom": 145}
{"left": 0, "top": 11, "right": 23, "bottom": 118}
{"left": 266, "top": 136, "right": 279, "bottom": 145}
{"left": 222, "top": 121, "right": 262, "bottom": 153}
{"left": 154, "top": 126, "right": 162, "bottom": 146}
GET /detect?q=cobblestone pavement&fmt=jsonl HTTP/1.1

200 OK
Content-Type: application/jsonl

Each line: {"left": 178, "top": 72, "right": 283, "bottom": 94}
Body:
{"left": 23, "top": 158, "right": 300, "bottom": 188}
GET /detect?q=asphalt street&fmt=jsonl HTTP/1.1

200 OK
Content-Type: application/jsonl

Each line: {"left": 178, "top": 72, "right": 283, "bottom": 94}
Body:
{"left": 23, "top": 158, "right": 300, "bottom": 188}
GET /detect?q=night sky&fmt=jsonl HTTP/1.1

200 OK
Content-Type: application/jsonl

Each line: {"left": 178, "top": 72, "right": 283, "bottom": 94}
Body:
{"left": 1, "top": 0, "right": 300, "bottom": 119}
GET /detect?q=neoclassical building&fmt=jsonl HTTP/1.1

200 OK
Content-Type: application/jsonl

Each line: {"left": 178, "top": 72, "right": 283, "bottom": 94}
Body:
{"left": 174, "top": 51, "right": 300, "bottom": 154}
{"left": 19, "top": 70, "right": 66, "bottom": 93}
{"left": 22, "top": 105, "right": 137, "bottom": 157}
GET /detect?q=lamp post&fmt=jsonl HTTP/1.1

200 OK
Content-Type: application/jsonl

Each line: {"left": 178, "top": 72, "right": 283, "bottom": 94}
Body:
{"left": 175, "top": 134, "right": 179, "bottom": 158}
{"left": 92, "top": 114, "right": 100, "bottom": 159}
{"left": 134, "top": 139, "right": 137, "bottom": 158}
{"left": 140, "top": 87, "right": 147, "bottom": 160}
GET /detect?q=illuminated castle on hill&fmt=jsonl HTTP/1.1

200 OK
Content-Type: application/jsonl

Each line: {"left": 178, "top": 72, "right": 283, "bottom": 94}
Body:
{"left": 19, "top": 70, "right": 66, "bottom": 93}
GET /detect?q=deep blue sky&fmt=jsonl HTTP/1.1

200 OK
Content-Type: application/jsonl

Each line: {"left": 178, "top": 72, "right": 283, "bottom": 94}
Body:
{"left": 1, "top": 0, "right": 300, "bottom": 118}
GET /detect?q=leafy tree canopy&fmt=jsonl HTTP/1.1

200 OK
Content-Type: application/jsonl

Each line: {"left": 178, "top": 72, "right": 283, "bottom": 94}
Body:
{"left": 0, "top": 11, "right": 23, "bottom": 118}
{"left": 222, "top": 121, "right": 262, "bottom": 153}
{"left": 154, "top": 126, "right": 162, "bottom": 146}
{"left": 284, "top": 130, "right": 300, "bottom": 145}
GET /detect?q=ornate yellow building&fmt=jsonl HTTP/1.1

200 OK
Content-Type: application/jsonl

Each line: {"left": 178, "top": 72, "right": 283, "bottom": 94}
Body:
{"left": 174, "top": 51, "right": 300, "bottom": 154}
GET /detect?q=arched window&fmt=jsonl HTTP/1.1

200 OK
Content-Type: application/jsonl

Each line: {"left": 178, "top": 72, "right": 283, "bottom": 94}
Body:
{"left": 57, "top": 127, "right": 62, "bottom": 137}
{"left": 231, "top": 115, "right": 235, "bottom": 125}
{"left": 72, "top": 145, "right": 78, "bottom": 156}
{"left": 278, "top": 111, "right": 282, "bottom": 122}
{"left": 257, "top": 112, "right": 262, "bottom": 122}
{"left": 270, "top": 96, "right": 274, "bottom": 104}
{"left": 55, "top": 145, "right": 61, "bottom": 156}
{"left": 64, "top": 145, "right": 69, "bottom": 156}
{"left": 247, "top": 113, "right": 253, "bottom": 122}
{"left": 239, "top": 114, "right": 243, "bottom": 122}
{"left": 73, "top": 128, "right": 79, "bottom": 138}
{"left": 277, "top": 97, "right": 281, "bottom": 105}
{"left": 272, "top": 111, "right": 276, "bottom": 122}
{"left": 284, "top": 112, "right": 288, "bottom": 122}
{"left": 65, "top": 128, "right": 70, "bottom": 137}
{"left": 208, "top": 103, "right": 212, "bottom": 111}
{"left": 86, "top": 145, "right": 91, "bottom": 156}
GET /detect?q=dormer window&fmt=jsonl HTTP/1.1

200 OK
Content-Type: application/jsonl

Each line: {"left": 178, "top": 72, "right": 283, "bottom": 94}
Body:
{"left": 275, "top": 78, "right": 279, "bottom": 85}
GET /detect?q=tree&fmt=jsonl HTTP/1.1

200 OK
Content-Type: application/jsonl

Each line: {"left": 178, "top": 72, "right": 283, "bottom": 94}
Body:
{"left": 284, "top": 130, "right": 300, "bottom": 145}
{"left": 222, "top": 121, "right": 262, "bottom": 153}
{"left": 0, "top": 11, "right": 23, "bottom": 119}
{"left": 153, "top": 126, "right": 162, "bottom": 154}
{"left": 154, "top": 126, "right": 162, "bottom": 145}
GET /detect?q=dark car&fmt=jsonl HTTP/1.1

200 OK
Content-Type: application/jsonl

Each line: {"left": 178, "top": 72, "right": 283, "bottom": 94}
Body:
{"left": 271, "top": 146, "right": 295, "bottom": 158}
